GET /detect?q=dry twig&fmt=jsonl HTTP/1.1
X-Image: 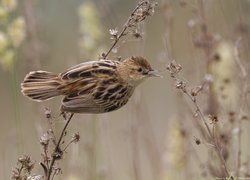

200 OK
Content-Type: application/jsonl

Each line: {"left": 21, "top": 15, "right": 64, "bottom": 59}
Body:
{"left": 102, "top": 0, "right": 157, "bottom": 59}
{"left": 166, "top": 60, "right": 230, "bottom": 177}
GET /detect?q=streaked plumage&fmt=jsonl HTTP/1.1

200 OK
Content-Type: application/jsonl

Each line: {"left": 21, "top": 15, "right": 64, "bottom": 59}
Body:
{"left": 21, "top": 56, "right": 160, "bottom": 113}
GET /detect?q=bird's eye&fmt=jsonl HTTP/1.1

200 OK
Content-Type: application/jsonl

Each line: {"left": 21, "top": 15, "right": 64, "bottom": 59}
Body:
{"left": 137, "top": 67, "right": 143, "bottom": 72}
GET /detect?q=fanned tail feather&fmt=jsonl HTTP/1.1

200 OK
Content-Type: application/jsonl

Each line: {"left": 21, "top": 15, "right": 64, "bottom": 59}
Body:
{"left": 21, "top": 71, "right": 62, "bottom": 101}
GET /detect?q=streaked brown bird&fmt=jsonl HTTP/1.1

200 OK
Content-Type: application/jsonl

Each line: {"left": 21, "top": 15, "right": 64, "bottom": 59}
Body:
{"left": 21, "top": 56, "right": 160, "bottom": 113}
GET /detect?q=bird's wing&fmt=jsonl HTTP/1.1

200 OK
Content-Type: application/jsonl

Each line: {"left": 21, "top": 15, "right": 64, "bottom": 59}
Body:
{"left": 60, "top": 60, "right": 119, "bottom": 82}
{"left": 60, "top": 78, "right": 101, "bottom": 113}
{"left": 61, "top": 79, "right": 131, "bottom": 113}
{"left": 60, "top": 61, "right": 96, "bottom": 82}
{"left": 61, "top": 94, "right": 105, "bottom": 113}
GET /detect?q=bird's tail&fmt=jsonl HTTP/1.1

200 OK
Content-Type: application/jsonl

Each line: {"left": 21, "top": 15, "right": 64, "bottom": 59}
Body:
{"left": 21, "top": 71, "right": 63, "bottom": 102}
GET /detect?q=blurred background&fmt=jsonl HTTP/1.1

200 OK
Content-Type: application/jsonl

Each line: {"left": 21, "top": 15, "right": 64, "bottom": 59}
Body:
{"left": 0, "top": 0, "right": 250, "bottom": 179}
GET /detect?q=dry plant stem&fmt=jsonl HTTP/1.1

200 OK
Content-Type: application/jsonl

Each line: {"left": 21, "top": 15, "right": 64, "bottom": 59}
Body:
{"left": 234, "top": 38, "right": 247, "bottom": 78}
{"left": 185, "top": 91, "right": 229, "bottom": 177}
{"left": 51, "top": 171, "right": 56, "bottom": 180}
{"left": 235, "top": 84, "right": 249, "bottom": 177}
{"left": 43, "top": 145, "right": 49, "bottom": 170}
{"left": 236, "top": 120, "right": 242, "bottom": 177}
{"left": 193, "top": 0, "right": 229, "bottom": 177}
{"left": 103, "top": 1, "right": 148, "bottom": 59}
{"left": 187, "top": 92, "right": 229, "bottom": 176}
{"left": 169, "top": 73, "right": 230, "bottom": 177}
{"left": 48, "top": 116, "right": 57, "bottom": 146}
{"left": 187, "top": 93, "right": 229, "bottom": 177}
{"left": 172, "top": 75, "right": 212, "bottom": 137}
{"left": 184, "top": 91, "right": 212, "bottom": 138}
{"left": 62, "top": 139, "right": 75, "bottom": 152}
{"left": 212, "top": 124, "right": 230, "bottom": 177}
{"left": 234, "top": 37, "right": 248, "bottom": 177}
{"left": 47, "top": 113, "right": 74, "bottom": 180}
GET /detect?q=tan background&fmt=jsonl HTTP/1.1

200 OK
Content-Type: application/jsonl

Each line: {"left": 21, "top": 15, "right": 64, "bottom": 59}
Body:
{"left": 0, "top": 0, "right": 250, "bottom": 179}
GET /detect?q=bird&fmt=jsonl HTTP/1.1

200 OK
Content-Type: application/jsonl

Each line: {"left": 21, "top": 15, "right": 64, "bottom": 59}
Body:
{"left": 21, "top": 56, "right": 160, "bottom": 113}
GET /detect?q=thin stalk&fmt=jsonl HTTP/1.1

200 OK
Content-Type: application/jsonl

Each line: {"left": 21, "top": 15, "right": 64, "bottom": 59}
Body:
{"left": 47, "top": 113, "right": 74, "bottom": 180}
{"left": 103, "top": 1, "right": 149, "bottom": 59}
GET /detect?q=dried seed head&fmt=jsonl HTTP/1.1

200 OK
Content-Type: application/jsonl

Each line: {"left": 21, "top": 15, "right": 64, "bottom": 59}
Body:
{"left": 18, "top": 155, "right": 31, "bottom": 164}
{"left": 128, "top": 1, "right": 157, "bottom": 28}
{"left": 132, "top": 30, "right": 142, "bottom": 39}
{"left": 193, "top": 136, "right": 201, "bottom": 145}
{"left": 175, "top": 80, "right": 186, "bottom": 92}
{"left": 175, "top": 80, "right": 183, "bottom": 89}
{"left": 17, "top": 155, "right": 35, "bottom": 174}
{"left": 40, "top": 133, "right": 50, "bottom": 147}
{"left": 44, "top": 108, "right": 51, "bottom": 119}
{"left": 166, "top": 60, "right": 182, "bottom": 76}
{"left": 208, "top": 114, "right": 218, "bottom": 124}
{"left": 191, "top": 90, "right": 197, "bottom": 97}
{"left": 52, "top": 148, "right": 63, "bottom": 160}
{"left": 72, "top": 132, "right": 80, "bottom": 143}
{"left": 109, "top": 29, "right": 118, "bottom": 39}
{"left": 191, "top": 86, "right": 202, "bottom": 97}
{"left": 101, "top": 52, "right": 106, "bottom": 59}
{"left": 27, "top": 175, "right": 44, "bottom": 180}
{"left": 204, "top": 74, "right": 213, "bottom": 83}
{"left": 11, "top": 168, "right": 21, "bottom": 180}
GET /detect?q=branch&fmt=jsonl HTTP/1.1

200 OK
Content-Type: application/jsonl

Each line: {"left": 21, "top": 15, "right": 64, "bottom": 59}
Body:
{"left": 166, "top": 60, "right": 230, "bottom": 178}
{"left": 47, "top": 113, "right": 74, "bottom": 180}
{"left": 102, "top": 0, "right": 156, "bottom": 59}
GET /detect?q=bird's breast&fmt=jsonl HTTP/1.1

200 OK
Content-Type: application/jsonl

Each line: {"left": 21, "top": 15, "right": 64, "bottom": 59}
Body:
{"left": 94, "top": 83, "right": 135, "bottom": 112}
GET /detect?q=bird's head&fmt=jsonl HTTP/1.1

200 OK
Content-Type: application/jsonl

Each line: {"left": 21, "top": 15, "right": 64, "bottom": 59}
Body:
{"left": 118, "top": 56, "right": 161, "bottom": 86}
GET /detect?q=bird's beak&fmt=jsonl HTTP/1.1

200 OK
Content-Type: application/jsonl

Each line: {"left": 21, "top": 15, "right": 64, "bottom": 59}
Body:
{"left": 147, "top": 70, "right": 162, "bottom": 77}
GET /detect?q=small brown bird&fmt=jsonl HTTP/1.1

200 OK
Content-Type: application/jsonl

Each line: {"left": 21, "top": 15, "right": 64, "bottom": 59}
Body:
{"left": 21, "top": 56, "right": 160, "bottom": 113}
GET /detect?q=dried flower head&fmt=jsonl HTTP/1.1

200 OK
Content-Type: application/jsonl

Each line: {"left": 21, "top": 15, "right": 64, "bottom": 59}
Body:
{"left": 128, "top": 1, "right": 157, "bottom": 27}
{"left": 52, "top": 148, "right": 63, "bottom": 160}
{"left": 166, "top": 60, "right": 182, "bottom": 77}
{"left": 40, "top": 133, "right": 50, "bottom": 147}
{"left": 12, "top": 155, "right": 35, "bottom": 180}
{"left": 191, "top": 85, "right": 203, "bottom": 97}
{"left": 71, "top": 132, "right": 80, "bottom": 143}
{"left": 132, "top": 29, "right": 143, "bottom": 39}
{"left": 27, "top": 175, "right": 44, "bottom": 180}
{"left": 193, "top": 136, "right": 201, "bottom": 145}
{"left": 208, "top": 114, "right": 218, "bottom": 124}
{"left": 109, "top": 28, "right": 118, "bottom": 39}
{"left": 175, "top": 80, "right": 187, "bottom": 93}
{"left": 44, "top": 108, "right": 51, "bottom": 119}
{"left": 18, "top": 155, "right": 32, "bottom": 165}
